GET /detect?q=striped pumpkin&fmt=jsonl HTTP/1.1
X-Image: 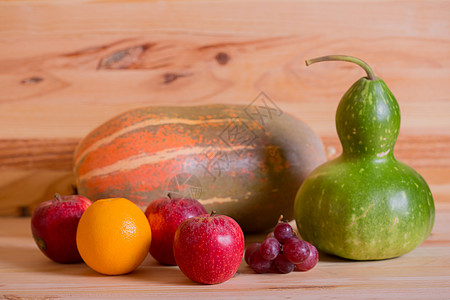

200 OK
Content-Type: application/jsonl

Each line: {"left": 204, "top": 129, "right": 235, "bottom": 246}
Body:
{"left": 73, "top": 104, "right": 326, "bottom": 232}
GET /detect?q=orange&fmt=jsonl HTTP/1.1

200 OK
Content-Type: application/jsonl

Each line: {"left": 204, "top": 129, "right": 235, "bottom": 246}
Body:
{"left": 76, "top": 198, "right": 152, "bottom": 275}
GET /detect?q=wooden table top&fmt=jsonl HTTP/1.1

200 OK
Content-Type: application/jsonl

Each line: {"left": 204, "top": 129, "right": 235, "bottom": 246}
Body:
{"left": 1, "top": 181, "right": 449, "bottom": 299}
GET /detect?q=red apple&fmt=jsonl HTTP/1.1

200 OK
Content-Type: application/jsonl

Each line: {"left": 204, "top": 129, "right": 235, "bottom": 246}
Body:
{"left": 173, "top": 212, "right": 245, "bottom": 284}
{"left": 31, "top": 193, "right": 92, "bottom": 263}
{"left": 144, "top": 194, "right": 207, "bottom": 265}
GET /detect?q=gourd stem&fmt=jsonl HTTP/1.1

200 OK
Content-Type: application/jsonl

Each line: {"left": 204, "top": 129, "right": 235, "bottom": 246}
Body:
{"left": 305, "top": 55, "right": 377, "bottom": 81}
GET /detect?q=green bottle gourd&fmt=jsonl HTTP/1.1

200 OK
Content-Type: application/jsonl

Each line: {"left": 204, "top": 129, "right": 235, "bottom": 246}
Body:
{"left": 294, "top": 55, "right": 435, "bottom": 260}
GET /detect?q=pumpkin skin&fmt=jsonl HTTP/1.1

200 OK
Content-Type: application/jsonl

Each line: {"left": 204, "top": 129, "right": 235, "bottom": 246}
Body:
{"left": 73, "top": 104, "right": 326, "bottom": 232}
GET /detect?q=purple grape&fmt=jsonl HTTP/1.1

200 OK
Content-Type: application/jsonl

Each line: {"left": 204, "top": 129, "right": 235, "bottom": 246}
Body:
{"left": 274, "top": 222, "right": 294, "bottom": 243}
{"left": 244, "top": 243, "right": 261, "bottom": 264}
{"left": 266, "top": 232, "right": 275, "bottom": 239}
{"left": 295, "top": 242, "right": 319, "bottom": 271}
{"left": 283, "top": 237, "right": 310, "bottom": 264}
{"left": 274, "top": 253, "right": 295, "bottom": 274}
{"left": 260, "top": 237, "right": 281, "bottom": 260}
{"left": 248, "top": 245, "right": 273, "bottom": 273}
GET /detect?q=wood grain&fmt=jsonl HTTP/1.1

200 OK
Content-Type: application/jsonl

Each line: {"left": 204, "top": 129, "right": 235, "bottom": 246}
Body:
{"left": 0, "top": 139, "right": 78, "bottom": 170}
{"left": 0, "top": 0, "right": 449, "bottom": 216}
{"left": 1, "top": 1, "right": 449, "bottom": 140}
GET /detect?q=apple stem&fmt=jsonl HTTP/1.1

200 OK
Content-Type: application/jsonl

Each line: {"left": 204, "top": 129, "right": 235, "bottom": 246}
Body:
{"left": 210, "top": 211, "right": 217, "bottom": 217}
{"left": 305, "top": 55, "right": 377, "bottom": 81}
{"left": 167, "top": 193, "right": 173, "bottom": 199}
{"left": 54, "top": 193, "right": 62, "bottom": 202}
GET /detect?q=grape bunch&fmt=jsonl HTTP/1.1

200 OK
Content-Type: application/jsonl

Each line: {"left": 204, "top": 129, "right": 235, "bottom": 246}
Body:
{"left": 245, "top": 221, "right": 319, "bottom": 274}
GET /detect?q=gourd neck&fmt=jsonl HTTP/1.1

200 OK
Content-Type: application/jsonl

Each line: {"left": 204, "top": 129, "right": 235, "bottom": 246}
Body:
{"left": 336, "top": 78, "right": 400, "bottom": 159}
{"left": 305, "top": 55, "right": 401, "bottom": 161}
{"left": 341, "top": 148, "right": 395, "bottom": 163}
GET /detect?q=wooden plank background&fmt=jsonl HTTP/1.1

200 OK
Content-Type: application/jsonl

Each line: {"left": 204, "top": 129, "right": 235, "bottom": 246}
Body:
{"left": 0, "top": 0, "right": 449, "bottom": 216}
